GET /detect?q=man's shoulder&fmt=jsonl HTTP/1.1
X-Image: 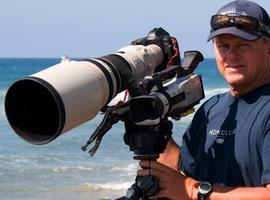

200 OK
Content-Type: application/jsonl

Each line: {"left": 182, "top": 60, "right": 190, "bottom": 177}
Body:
{"left": 200, "top": 91, "right": 229, "bottom": 110}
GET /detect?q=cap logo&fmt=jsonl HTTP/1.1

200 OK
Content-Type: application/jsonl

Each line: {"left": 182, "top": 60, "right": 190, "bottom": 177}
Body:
{"left": 240, "top": 11, "right": 247, "bottom": 16}
{"left": 226, "top": 11, "right": 247, "bottom": 16}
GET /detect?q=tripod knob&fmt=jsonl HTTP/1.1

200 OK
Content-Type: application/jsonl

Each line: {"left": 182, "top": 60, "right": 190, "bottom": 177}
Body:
{"left": 124, "top": 175, "right": 159, "bottom": 200}
{"left": 125, "top": 183, "right": 142, "bottom": 200}
{"left": 137, "top": 175, "right": 159, "bottom": 197}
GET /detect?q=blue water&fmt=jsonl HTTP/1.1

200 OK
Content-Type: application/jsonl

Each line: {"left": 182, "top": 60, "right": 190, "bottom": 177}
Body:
{"left": 0, "top": 58, "right": 228, "bottom": 200}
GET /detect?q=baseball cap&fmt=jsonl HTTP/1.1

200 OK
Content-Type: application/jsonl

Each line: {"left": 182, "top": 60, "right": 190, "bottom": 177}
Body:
{"left": 207, "top": 0, "right": 270, "bottom": 41}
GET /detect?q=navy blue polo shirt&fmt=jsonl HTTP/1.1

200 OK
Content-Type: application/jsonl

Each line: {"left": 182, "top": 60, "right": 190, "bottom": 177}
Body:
{"left": 180, "top": 83, "right": 270, "bottom": 186}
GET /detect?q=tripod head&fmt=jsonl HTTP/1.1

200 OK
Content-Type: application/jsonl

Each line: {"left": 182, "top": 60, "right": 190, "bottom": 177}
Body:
{"left": 122, "top": 118, "right": 173, "bottom": 200}
{"left": 123, "top": 118, "right": 173, "bottom": 161}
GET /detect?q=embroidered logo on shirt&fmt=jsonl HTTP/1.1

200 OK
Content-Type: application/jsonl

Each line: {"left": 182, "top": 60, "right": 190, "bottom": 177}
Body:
{"left": 209, "top": 129, "right": 234, "bottom": 136}
{"left": 208, "top": 129, "right": 235, "bottom": 144}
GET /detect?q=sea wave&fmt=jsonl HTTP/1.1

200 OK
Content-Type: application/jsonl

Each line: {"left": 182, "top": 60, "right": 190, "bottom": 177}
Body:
{"left": 1, "top": 165, "right": 94, "bottom": 175}
{"left": 13, "top": 165, "right": 137, "bottom": 176}
{"left": 75, "top": 181, "right": 133, "bottom": 192}
{"left": 110, "top": 163, "right": 138, "bottom": 173}
{"left": 0, "top": 90, "right": 6, "bottom": 117}
{"left": 73, "top": 163, "right": 137, "bottom": 174}
{"left": 0, "top": 89, "right": 6, "bottom": 99}
{"left": 0, "top": 154, "right": 136, "bottom": 175}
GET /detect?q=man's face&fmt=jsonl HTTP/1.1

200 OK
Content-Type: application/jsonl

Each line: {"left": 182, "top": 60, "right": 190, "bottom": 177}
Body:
{"left": 213, "top": 34, "right": 270, "bottom": 96}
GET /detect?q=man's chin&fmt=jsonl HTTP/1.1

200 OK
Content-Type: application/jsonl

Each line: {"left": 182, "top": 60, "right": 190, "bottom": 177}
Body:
{"left": 225, "top": 75, "right": 245, "bottom": 87}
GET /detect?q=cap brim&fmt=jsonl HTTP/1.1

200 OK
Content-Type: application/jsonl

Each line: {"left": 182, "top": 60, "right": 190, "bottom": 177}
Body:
{"left": 207, "top": 27, "right": 262, "bottom": 41}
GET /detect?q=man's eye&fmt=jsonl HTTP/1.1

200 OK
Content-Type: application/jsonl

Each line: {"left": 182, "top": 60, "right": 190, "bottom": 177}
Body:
{"left": 217, "top": 44, "right": 229, "bottom": 50}
{"left": 238, "top": 43, "right": 250, "bottom": 49}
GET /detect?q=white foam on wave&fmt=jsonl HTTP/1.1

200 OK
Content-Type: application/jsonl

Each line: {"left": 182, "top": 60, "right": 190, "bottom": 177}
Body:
{"left": 14, "top": 158, "right": 31, "bottom": 164}
{"left": 110, "top": 163, "right": 138, "bottom": 173}
{"left": 76, "top": 166, "right": 94, "bottom": 171}
{"left": 52, "top": 165, "right": 114, "bottom": 173}
{"left": 0, "top": 90, "right": 6, "bottom": 98}
{"left": 0, "top": 90, "right": 6, "bottom": 118}
{"left": 52, "top": 167, "right": 69, "bottom": 173}
{"left": 51, "top": 166, "right": 94, "bottom": 173}
{"left": 0, "top": 90, "right": 6, "bottom": 105}
{"left": 1, "top": 154, "right": 33, "bottom": 165}
{"left": 76, "top": 181, "right": 133, "bottom": 192}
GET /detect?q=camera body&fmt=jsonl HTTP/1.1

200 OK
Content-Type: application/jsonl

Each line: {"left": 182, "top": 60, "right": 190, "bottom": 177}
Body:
{"left": 130, "top": 74, "right": 204, "bottom": 126}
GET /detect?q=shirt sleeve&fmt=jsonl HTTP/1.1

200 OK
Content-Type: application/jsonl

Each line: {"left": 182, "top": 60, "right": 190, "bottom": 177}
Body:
{"left": 180, "top": 125, "right": 196, "bottom": 177}
{"left": 261, "top": 125, "right": 270, "bottom": 185}
{"left": 179, "top": 107, "right": 203, "bottom": 176}
{"left": 179, "top": 96, "right": 217, "bottom": 178}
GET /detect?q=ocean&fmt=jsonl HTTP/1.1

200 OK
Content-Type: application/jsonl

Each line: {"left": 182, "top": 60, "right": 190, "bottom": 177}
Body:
{"left": 0, "top": 58, "right": 228, "bottom": 200}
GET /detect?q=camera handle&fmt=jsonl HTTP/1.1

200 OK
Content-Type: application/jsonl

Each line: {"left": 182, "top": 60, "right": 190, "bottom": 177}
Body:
{"left": 81, "top": 102, "right": 130, "bottom": 157}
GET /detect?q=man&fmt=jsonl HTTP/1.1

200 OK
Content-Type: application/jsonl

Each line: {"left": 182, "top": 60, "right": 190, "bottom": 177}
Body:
{"left": 137, "top": 0, "right": 270, "bottom": 199}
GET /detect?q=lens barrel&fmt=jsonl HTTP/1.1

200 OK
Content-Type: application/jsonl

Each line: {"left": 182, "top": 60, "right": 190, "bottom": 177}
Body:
{"left": 5, "top": 44, "right": 163, "bottom": 144}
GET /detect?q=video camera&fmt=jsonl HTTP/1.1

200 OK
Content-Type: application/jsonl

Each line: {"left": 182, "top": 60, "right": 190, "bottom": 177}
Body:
{"left": 5, "top": 27, "right": 204, "bottom": 200}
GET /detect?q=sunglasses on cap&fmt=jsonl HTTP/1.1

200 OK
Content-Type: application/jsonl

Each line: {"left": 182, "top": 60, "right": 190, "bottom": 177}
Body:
{"left": 210, "top": 14, "right": 270, "bottom": 36}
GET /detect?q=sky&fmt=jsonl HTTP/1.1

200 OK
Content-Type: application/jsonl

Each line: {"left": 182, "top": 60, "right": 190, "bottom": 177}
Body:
{"left": 1, "top": 0, "right": 269, "bottom": 58}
